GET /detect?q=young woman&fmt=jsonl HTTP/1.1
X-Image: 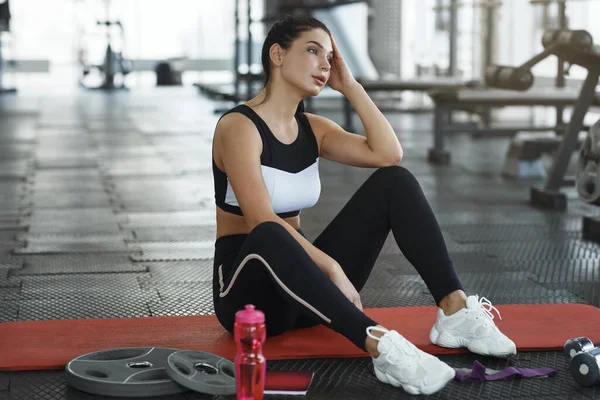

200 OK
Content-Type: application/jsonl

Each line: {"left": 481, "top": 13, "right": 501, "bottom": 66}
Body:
{"left": 211, "top": 15, "right": 515, "bottom": 395}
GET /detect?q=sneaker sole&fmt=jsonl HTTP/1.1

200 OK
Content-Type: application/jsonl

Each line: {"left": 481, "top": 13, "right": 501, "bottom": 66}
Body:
{"left": 430, "top": 326, "right": 516, "bottom": 358}
{"left": 374, "top": 366, "right": 455, "bottom": 395}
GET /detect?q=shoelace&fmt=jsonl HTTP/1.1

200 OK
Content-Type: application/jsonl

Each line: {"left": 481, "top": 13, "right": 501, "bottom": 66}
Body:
{"left": 477, "top": 296, "right": 502, "bottom": 321}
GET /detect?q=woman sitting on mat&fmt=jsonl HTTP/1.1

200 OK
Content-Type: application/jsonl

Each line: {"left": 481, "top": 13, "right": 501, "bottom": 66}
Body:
{"left": 211, "top": 15, "right": 516, "bottom": 395}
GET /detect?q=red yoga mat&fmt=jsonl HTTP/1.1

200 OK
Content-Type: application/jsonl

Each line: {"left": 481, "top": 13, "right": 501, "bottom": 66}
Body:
{"left": 1, "top": 303, "right": 598, "bottom": 372}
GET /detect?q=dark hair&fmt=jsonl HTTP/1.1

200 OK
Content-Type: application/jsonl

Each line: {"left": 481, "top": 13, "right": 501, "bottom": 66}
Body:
{"left": 259, "top": 15, "right": 330, "bottom": 103}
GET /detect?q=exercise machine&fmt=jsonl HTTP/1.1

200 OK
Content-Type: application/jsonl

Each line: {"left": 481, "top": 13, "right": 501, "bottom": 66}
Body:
{"left": 79, "top": 0, "right": 132, "bottom": 91}
{"left": 576, "top": 119, "right": 600, "bottom": 243}
{"left": 531, "top": 0, "right": 573, "bottom": 126}
{"left": 427, "top": 29, "right": 600, "bottom": 211}
{"left": 343, "top": 77, "right": 480, "bottom": 131}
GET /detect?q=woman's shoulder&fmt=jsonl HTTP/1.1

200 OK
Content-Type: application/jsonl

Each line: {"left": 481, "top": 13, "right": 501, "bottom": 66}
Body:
{"left": 216, "top": 105, "right": 255, "bottom": 130}
{"left": 214, "top": 106, "right": 262, "bottom": 147}
{"left": 218, "top": 104, "right": 248, "bottom": 120}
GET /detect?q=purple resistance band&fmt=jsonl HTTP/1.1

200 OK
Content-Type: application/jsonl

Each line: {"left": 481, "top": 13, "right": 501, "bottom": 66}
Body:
{"left": 454, "top": 361, "right": 559, "bottom": 382}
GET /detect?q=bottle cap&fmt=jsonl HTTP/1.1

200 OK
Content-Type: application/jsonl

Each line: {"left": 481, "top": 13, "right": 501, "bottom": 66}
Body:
{"left": 235, "top": 304, "right": 265, "bottom": 324}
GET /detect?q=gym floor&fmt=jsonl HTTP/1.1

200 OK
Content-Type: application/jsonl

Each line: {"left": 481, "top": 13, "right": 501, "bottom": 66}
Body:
{"left": 1, "top": 87, "right": 599, "bottom": 399}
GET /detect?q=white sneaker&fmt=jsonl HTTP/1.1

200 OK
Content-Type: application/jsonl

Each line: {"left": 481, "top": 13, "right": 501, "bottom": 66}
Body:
{"left": 367, "top": 326, "right": 455, "bottom": 395}
{"left": 429, "top": 295, "right": 517, "bottom": 358}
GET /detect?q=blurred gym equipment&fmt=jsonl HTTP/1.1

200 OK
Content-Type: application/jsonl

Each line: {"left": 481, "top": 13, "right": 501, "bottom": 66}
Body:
{"left": 428, "top": 29, "right": 600, "bottom": 211}
{"left": 0, "top": 0, "right": 16, "bottom": 94}
{"left": 79, "top": 0, "right": 132, "bottom": 91}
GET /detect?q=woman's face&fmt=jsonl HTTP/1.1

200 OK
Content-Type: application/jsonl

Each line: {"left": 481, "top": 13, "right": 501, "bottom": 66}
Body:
{"left": 277, "top": 28, "right": 333, "bottom": 96}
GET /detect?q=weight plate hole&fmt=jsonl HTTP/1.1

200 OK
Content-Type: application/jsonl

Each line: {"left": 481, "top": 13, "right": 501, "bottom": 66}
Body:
{"left": 194, "top": 363, "right": 219, "bottom": 375}
{"left": 126, "top": 361, "right": 153, "bottom": 369}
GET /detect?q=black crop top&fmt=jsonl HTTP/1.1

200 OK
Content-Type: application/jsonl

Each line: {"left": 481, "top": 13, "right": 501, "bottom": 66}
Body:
{"left": 212, "top": 104, "right": 321, "bottom": 218}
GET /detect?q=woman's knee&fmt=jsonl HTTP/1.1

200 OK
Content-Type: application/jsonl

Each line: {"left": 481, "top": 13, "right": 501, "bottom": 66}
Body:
{"left": 249, "top": 221, "right": 288, "bottom": 238}
{"left": 246, "top": 221, "right": 299, "bottom": 254}
{"left": 370, "top": 165, "right": 420, "bottom": 189}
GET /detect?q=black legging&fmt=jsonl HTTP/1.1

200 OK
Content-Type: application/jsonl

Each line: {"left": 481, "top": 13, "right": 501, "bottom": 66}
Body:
{"left": 212, "top": 166, "right": 463, "bottom": 351}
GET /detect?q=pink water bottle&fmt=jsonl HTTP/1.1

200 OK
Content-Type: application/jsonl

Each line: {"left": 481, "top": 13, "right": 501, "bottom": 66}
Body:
{"left": 234, "top": 304, "right": 266, "bottom": 400}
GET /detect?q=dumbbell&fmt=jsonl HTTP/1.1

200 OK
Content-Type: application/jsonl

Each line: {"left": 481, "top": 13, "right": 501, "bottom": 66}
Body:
{"left": 484, "top": 65, "right": 534, "bottom": 91}
{"left": 564, "top": 337, "right": 600, "bottom": 386}
{"left": 564, "top": 337, "right": 595, "bottom": 359}
{"left": 542, "top": 29, "right": 594, "bottom": 52}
